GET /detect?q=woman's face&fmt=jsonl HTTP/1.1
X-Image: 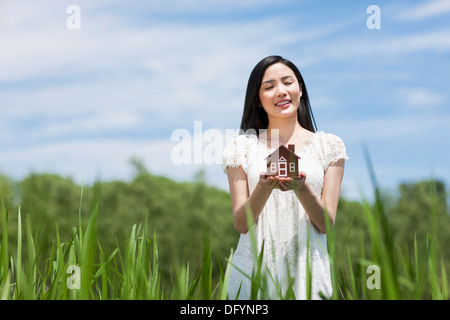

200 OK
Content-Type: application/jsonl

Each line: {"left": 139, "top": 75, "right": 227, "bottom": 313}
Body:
{"left": 259, "top": 62, "right": 302, "bottom": 120}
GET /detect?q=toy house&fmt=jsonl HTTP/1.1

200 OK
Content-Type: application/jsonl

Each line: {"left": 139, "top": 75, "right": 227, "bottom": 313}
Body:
{"left": 265, "top": 144, "right": 301, "bottom": 178}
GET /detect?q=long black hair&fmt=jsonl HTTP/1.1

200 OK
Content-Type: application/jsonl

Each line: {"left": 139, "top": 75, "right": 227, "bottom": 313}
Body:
{"left": 239, "top": 55, "right": 317, "bottom": 134}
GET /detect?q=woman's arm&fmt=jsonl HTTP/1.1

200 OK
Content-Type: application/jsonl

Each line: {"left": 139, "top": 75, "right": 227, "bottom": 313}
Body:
{"left": 226, "top": 166, "right": 277, "bottom": 234}
{"left": 279, "top": 159, "right": 345, "bottom": 234}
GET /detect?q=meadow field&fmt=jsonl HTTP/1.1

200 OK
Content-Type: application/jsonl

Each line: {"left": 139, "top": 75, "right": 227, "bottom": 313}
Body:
{"left": 0, "top": 161, "right": 449, "bottom": 300}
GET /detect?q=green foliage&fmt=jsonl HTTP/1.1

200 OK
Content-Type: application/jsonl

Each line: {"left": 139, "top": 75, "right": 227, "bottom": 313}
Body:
{"left": 1, "top": 166, "right": 238, "bottom": 292}
{"left": 332, "top": 176, "right": 450, "bottom": 299}
{"left": 0, "top": 160, "right": 449, "bottom": 299}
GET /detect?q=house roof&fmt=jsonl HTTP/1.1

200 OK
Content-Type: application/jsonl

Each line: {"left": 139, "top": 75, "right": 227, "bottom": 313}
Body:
{"left": 265, "top": 144, "right": 301, "bottom": 161}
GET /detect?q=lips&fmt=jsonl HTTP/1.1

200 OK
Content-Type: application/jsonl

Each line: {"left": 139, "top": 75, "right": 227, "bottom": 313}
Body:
{"left": 275, "top": 99, "right": 291, "bottom": 107}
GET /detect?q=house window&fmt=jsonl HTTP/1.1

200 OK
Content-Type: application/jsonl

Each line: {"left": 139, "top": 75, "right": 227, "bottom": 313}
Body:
{"left": 290, "top": 162, "right": 295, "bottom": 172}
{"left": 270, "top": 162, "right": 277, "bottom": 173}
{"left": 279, "top": 161, "right": 287, "bottom": 176}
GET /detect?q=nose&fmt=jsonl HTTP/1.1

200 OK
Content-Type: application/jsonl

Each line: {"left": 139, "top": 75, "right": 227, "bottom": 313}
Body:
{"left": 276, "top": 84, "right": 287, "bottom": 97}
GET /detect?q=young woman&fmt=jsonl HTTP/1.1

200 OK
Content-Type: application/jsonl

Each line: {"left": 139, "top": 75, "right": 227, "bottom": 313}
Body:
{"left": 223, "top": 55, "right": 348, "bottom": 299}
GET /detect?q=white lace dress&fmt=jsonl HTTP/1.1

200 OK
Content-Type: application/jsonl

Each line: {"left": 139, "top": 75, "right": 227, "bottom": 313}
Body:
{"left": 222, "top": 131, "right": 348, "bottom": 300}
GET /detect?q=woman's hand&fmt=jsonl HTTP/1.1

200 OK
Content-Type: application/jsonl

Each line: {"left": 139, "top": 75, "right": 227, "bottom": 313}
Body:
{"left": 259, "top": 172, "right": 307, "bottom": 192}
{"left": 278, "top": 171, "right": 307, "bottom": 192}
{"left": 259, "top": 173, "right": 280, "bottom": 190}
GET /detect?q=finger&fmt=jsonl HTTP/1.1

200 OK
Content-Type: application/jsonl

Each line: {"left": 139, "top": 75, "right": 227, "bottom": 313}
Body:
{"left": 269, "top": 178, "right": 278, "bottom": 188}
{"left": 279, "top": 180, "right": 292, "bottom": 190}
{"left": 278, "top": 180, "right": 288, "bottom": 190}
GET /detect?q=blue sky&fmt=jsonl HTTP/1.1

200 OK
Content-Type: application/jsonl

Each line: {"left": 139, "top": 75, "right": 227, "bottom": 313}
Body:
{"left": 1, "top": 0, "right": 449, "bottom": 200}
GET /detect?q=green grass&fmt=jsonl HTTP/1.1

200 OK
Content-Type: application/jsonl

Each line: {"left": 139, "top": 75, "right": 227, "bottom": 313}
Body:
{"left": 0, "top": 171, "right": 449, "bottom": 300}
{"left": 0, "top": 186, "right": 234, "bottom": 300}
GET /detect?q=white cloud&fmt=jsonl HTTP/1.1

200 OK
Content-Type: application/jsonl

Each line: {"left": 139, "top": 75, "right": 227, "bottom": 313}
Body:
{"left": 0, "top": 1, "right": 348, "bottom": 146}
{"left": 395, "top": 0, "right": 450, "bottom": 21}
{"left": 0, "top": 138, "right": 178, "bottom": 183}
{"left": 396, "top": 87, "right": 446, "bottom": 109}
{"left": 332, "top": 112, "right": 450, "bottom": 147}
{"left": 304, "top": 30, "right": 450, "bottom": 65}
{"left": 0, "top": 2, "right": 281, "bottom": 83}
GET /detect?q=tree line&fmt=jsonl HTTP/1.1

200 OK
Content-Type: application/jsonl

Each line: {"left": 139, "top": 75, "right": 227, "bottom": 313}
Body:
{"left": 0, "top": 162, "right": 449, "bottom": 287}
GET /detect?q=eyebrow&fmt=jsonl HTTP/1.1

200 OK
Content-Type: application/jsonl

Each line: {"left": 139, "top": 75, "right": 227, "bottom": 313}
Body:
{"left": 261, "top": 75, "right": 295, "bottom": 84}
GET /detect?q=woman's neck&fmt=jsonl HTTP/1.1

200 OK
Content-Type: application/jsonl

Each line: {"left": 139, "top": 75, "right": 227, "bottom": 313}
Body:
{"left": 266, "top": 116, "right": 303, "bottom": 145}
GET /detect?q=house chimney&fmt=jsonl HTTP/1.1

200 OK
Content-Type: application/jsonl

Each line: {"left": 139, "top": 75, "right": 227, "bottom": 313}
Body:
{"left": 288, "top": 144, "right": 295, "bottom": 152}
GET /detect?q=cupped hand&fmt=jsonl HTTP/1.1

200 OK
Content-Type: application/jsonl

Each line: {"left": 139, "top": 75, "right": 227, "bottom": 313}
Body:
{"left": 259, "top": 173, "right": 280, "bottom": 190}
{"left": 259, "top": 172, "right": 306, "bottom": 192}
{"left": 278, "top": 172, "right": 307, "bottom": 192}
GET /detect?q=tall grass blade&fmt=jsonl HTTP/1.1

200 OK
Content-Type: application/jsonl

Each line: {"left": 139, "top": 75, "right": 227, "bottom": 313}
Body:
{"left": 305, "top": 228, "right": 311, "bottom": 300}
{"left": 441, "top": 260, "right": 448, "bottom": 300}
{"left": 1, "top": 271, "right": 10, "bottom": 300}
{"left": 1, "top": 199, "right": 9, "bottom": 284}
{"left": 346, "top": 245, "right": 357, "bottom": 298}
{"left": 200, "top": 231, "right": 212, "bottom": 300}
{"left": 362, "top": 143, "right": 400, "bottom": 299}
{"left": 80, "top": 202, "right": 99, "bottom": 299}
{"left": 15, "top": 207, "right": 22, "bottom": 298}
{"left": 323, "top": 206, "right": 338, "bottom": 300}
{"left": 219, "top": 249, "right": 233, "bottom": 300}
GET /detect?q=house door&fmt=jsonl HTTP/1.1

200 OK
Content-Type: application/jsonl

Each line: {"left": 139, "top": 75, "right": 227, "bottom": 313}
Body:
{"left": 279, "top": 161, "right": 287, "bottom": 177}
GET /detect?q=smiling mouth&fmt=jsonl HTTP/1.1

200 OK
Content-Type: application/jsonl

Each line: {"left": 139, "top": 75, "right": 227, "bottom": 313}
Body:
{"left": 275, "top": 100, "right": 291, "bottom": 107}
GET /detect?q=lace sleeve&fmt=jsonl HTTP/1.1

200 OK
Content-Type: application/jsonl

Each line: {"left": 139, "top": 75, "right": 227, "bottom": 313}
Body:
{"left": 323, "top": 133, "right": 349, "bottom": 169}
{"left": 222, "top": 134, "right": 255, "bottom": 174}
